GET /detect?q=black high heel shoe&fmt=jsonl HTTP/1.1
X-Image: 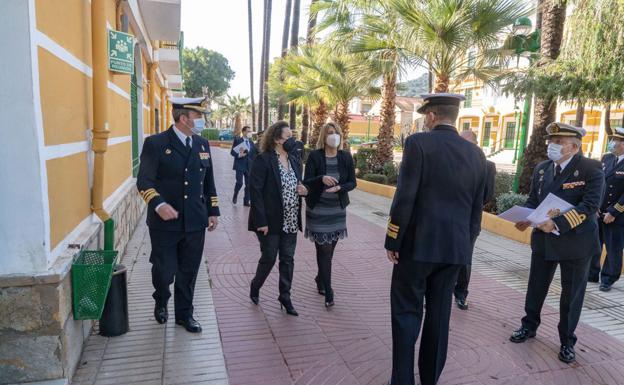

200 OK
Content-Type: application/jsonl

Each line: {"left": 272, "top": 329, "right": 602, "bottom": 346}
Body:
{"left": 324, "top": 290, "right": 334, "bottom": 308}
{"left": 278, "top": 297, "right": 298, "bottom": 316}
{"left": 250, "top": 282, "right": 259, "bottom": 305}
{"left": 315, "top": 276, "right": 326, "bottom": 296}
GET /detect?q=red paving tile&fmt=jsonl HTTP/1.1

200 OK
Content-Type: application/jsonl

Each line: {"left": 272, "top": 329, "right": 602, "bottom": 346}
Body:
{"left": 206, "top": 147, "right": 624, "bottom": 385}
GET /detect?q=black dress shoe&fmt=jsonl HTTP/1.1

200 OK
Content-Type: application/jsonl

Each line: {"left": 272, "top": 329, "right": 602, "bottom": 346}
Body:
{"left": 250, "top": 282, "right": 259, "bottom": 305}
{"left": 154, "top": 305, "right": 168, "bottom": 324}
{"left": 232, "top": 195, "right": 238, "bottom": 204}
{"left": 588, "top": 276, "right": 599, "bottom": 283}
{"left": 558, "top": 345, "right": 576, "bottom": 363}
{"left": 175, "top": 317, "right": 202, "bottom": 333}
{"left": 325, "top": 290, "right": 334, "bottom": 308}
{"left": 455, "top": 297, "right": 468, "bottom": 310}
{"left": 278, "top": 297, "right": 298, "bottom": 316}
{"left": 599, "top": 283, "right": 612, "bottom": 292}
{"left": 315, "top": 276, "right": 326, "bottom": 296}
{"left": 509, "top": 327, "right": 536, "bottom": 343}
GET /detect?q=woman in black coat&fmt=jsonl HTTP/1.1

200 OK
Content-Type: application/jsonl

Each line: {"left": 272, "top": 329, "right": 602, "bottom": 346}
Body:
{"left": 303, "top": 122, "right": 356, "bottom": 307}
{"left": 248, "top": 121, "right": 308, "bottom": 316}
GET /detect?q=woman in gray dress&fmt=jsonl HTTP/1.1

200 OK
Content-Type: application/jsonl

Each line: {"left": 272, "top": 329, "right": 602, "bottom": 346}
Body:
{"left": 303, "top": 122, "right": 356, "bottom": 307}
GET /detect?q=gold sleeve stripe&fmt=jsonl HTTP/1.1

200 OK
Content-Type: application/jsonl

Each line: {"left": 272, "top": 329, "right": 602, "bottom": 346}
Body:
{"left": 144, "top": 192, "right": 160, "bottom": 204}
{"left": 564, "top": 212, "right": 579, "bottom": 228}
{"left": 615, "top": 203, "right": 624, "bottom": 213}
{"left": 140, "top": 188, "right": 157, "bottom": 199}
{"left": 388, "top": 223, "right": 399, "bottom": 231}
{"left": 387, "top": 229, "right": 398, "bottom": 239}
{"left": 211, "top": 202, "right": 219, "bottom": 207}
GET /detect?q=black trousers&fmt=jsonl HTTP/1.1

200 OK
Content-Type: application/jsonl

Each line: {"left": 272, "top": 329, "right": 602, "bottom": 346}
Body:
{"left": 590, "top": 222, "right": 624, "bottom": 285}
{"left": 454, "top": 264, "right": 471, "bottom": 300}
{"left": 149, "top": 228, "right": 205, "bottom": 320}
{"left": 390, "top": 260, "right": 462, "bottom": 385}
{"left": 521, "top": 253, "right": 591, "bottom": 347}
{"left": 234, "top": 170, "right": 250, "bottom": 204}
{"left": 315, "top": 241, "right": 338, "bottom": 301}
{"left": 251, "top": 232, "right": 297, "bottom": 300}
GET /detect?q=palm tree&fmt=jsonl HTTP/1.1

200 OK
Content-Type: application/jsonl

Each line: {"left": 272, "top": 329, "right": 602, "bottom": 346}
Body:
{"left": 258, "top": 0, "right": 273, "bottom": 132}
{"left": 289, "top": 0, "right": 302, "bottom": 132}
{"left": 247, "top": 0, "right": 256, "bottom": 131}
{"left": 391, "top": 0, "right": 531, "bottom": 92}
{"left": 315, "top": 0, "right": 412, "bottom": 166}
{"left": 278, "top": 0, "right": 293, "bottom": 120}
{"left": 272, "top": 45, "right": 379, "bottom": 149}
{"left": 516, "top": 0, "right": 567, "bottom": 193}
{"left": 301, "top": 0, "right": 319, "bottom": 145}
{"left": 223, "top": 95, "right": 252, "bottom": 133}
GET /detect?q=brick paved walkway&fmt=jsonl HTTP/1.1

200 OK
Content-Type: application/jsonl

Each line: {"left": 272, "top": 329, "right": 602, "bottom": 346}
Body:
{"left": 73, "top": 146, "right": 624, "bottom": 385}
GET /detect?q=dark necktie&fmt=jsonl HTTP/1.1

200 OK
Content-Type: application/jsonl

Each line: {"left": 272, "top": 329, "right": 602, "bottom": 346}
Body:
{"left": 555, "top": 164, "right": 562, "bottom": 177}
{"left": 185, "top": 137, "right": 191, "bottom": 152}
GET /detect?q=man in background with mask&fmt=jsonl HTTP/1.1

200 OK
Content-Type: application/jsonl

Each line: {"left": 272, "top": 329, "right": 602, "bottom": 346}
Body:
{"left": 512, "top": 122, "right": 604, "bottom": 363}
{"left": 589, "top": 127, "right": 624, "bottom": 291}
{"left": 385, "top": 94, "right": 486, "bottom": 385}
{"left": 137, "top": 96, "right": 220, "bottom": 333}
{"left": 230, "top": 125, "right": 257, "bottom": 206}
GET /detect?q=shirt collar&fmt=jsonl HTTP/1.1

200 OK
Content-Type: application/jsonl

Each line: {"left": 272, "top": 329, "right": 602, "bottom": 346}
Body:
{"left": 556, "top": 155, "right": 574, "bottom": 171}
{"left": 618, "top": 154, "right": 624, "bottom": 164}
{"left": 173, "top": 125, "right": 192, "bottom": 146}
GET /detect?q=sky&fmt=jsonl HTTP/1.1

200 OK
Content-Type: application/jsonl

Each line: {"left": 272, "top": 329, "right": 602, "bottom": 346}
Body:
{"left": 181, "top": 0, "right": 426, "bottom": 101}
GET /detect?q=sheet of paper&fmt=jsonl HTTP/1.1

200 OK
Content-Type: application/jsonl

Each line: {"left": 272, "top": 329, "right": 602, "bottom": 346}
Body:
{"left": 526, "top": 193, "right": 574, "bottom": 225}
{"left": 232, "top": 142, "right": 248, "bottom": 155}
{"left": 526, "top": 193, "right": 575, "bottom": 236}
{"left": 497, "top": 206, "right": 534, "bottom": 223}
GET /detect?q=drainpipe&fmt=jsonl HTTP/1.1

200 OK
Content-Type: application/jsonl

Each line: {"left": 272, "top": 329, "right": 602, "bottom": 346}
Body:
{"left": 91, "top": 0, "right": 115, "bottom": 251}
{"left": 166, "top": 96, "right": 172, "bottom": 128}
{"left": 148, "top": 64, "right": 156, "bottom": 134}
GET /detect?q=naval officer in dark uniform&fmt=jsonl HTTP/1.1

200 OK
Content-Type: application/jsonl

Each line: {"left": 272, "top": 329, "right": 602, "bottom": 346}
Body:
{"left": 454, "top": 130, "right": 497, "bottom": 310}
{"left": 590, "top": 127, "right": 624, "bottom": 291}
{"left": 511, "top": 122, "right": 604, "bottom": 363}
{"left": 385, "top": 94, "right": 486, "bottom": 385}
{"left": 230, "top": 125, "right": 257, "bottom": 206}
{"left": 137, "top": 96, "right": 220, "bottom": 333}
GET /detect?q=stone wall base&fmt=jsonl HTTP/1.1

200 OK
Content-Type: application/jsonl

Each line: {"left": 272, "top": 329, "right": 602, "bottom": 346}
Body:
{"left": 0, "top": 181, "right": 145, "bottom": 384}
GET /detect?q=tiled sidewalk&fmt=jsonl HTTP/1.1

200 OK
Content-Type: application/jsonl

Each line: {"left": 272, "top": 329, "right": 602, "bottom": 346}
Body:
{"left": 73, "top": 147, "right": 624, "bottom": 385}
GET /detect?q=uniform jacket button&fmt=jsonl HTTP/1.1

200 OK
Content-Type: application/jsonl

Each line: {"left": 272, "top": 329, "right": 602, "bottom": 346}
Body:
{"left": 184, "top": 195, "right": 188, "bottom": 199}
{"left": 185, "top": 181, "right": 188, "bottom": 185}
{"left": 200, "top": 195, "right": 203, "bottom": 198}
{"left": 200, "top": 168, "right": 203, "bottom": 172}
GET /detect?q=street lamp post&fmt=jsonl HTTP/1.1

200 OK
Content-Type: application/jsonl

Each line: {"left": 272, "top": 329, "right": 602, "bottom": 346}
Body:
{"left": 364, "top": 112, "right": 373, "bottom": 141}
{"left": 510, "top": 17, "right": 540, "bottom": 193}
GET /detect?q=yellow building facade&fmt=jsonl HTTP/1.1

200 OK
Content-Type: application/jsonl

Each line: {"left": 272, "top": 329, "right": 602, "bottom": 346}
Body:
{"left": 0, "top": 1, "right": 181, "bottom": 383}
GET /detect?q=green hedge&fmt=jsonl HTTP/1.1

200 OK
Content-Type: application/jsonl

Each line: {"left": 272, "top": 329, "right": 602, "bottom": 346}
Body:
{"left": 496, "top": 192, "right": 528, "bottom": 214}
{"left": 201, "top": 129, "right": 220, "bottom": 141}
{"left": 362, "top": 173, "right": 388, "bottom": 185}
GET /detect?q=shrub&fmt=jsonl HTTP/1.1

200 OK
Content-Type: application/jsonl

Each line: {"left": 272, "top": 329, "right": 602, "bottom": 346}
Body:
{"left": 382, "top": 161, "right": 399, "bottom": 185}
{"left": 494, "top": 172, "right": 515, "bottom": 199}
{"left": 355, "top": 147, "right": 378, "bottom": 177}
{"left": 362, "top": 173, "right": 388, "bottom": 185}
{"left": 201, "top": 129, "right": 220, "bottom": 141}
{"left": 496, "top": 192, "right": 528, "bottom": 214}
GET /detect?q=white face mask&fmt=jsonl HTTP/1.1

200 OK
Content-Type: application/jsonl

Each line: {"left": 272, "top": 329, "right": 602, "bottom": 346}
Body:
{"left": 326, "top": 133, "right": 341, "bottom": 148}
{"left": 547, "top": 143, "right": 564, "bottom": 162}
{"left": 246, "top": 132, "right": 253, "bottom": 139}
{"left": 190, "top": 118, "right": 205, "bottom": 134}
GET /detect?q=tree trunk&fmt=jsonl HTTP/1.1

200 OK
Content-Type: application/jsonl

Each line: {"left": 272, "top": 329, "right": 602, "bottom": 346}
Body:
{"left": 336, "top": 101, "right": 351, "bottom": 150}
{"left": 605, "top": 104, "right": 613, "bottom": 136}
{"left": 310, "top": 100, "right": 328, "bottom": 148}
{"left": 434, "top": 72, "right": 449, "bottom": 93}
{"left": 518, "top": 0, "right": 567, "bottom": 193}
{"left": 375, "top": 71, "right": 397, "bottom": 168}
{"left": 428, "top": 63, "right": 434, "bottom": 93}
{"left": 575, "top": 102, "right": 584, "bottom": 127}
{"left": 258, "top": 0, "right": 268, "bottom": 131}
{"left": 247, "top": 0, "right": 256, "bottom": 132}
{"left": 262, "top": 0, "right": 273, "bottom": 131}
{"left": 289, "top": 0, "right": 301, "bottom": 132}
{"left": 235, "top": 115, "right": 242, "bottom": 133}
{"left": 301, "top": 105, "right": 310, "bottom": 144}
{"left": 277, "top": 0, "right": 292, "bottom": 120}
{"left": 300, "top": 0, "right": 318, "bottom": 145}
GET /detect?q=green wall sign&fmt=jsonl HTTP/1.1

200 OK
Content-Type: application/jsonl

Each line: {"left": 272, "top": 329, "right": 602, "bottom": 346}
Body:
{"left": 108, "top": 30, "right": 134, "bottom": 74}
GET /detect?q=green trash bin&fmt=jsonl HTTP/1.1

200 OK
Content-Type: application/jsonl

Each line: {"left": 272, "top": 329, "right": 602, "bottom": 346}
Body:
{"left": 72, "top": 250, "right": 118, "bottom": 320}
